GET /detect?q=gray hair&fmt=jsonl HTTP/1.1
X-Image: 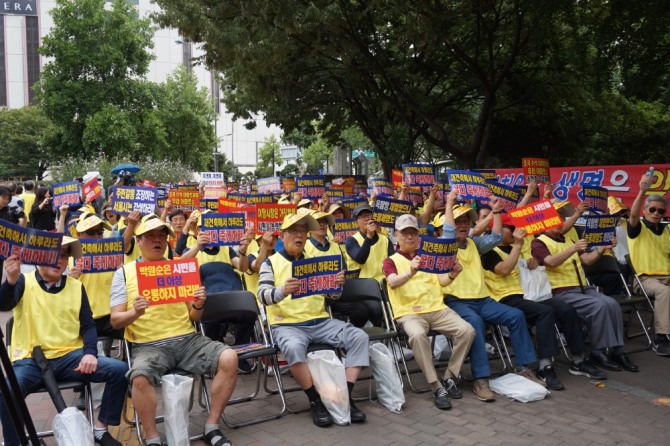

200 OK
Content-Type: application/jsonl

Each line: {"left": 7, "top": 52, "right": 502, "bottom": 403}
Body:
{"left": 645, "top": 194, "right": 668, "bottom": 208}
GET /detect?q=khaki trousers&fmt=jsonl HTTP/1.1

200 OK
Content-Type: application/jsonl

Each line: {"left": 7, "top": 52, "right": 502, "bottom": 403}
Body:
{"left": 397, "top": 308, "right": 475, "bottom": 384}
{"left": 638, "top": 275, "right": 670, "bottom": 335}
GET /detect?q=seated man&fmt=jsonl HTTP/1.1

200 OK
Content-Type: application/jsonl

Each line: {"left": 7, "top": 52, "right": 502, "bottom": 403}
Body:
{"left": 383, "top": 214, "right": 475, "bottom": 409}
{"left": 110, "top": 214, "right": 238, "bottom": 446}
{"left": 442, "top": 193, "right": 544, "bottom": 402}
{"left": 531, "top": 210, "right": 639, "bottom": 372}
{"left": 627, "top": 172, "right": 670, "bottom": 356}
{"left": 0, "top": 237, "right": 128, "bottom": 446}
{"left": 481, "top": 215, "right": 606, "bottom": 389}
{"left": 258, "top": 213, "right": 369, "bottom": 427}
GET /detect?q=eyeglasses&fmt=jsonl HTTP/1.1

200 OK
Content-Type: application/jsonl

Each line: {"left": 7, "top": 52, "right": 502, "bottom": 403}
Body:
{"left": 286, "top": 227, "right": 308, "bottom": 235}
{"left": 84, "top": 228, "right": 104, "bottom": 236}
{"left": 648, "top": 207, "right": 666, "bottom": 215}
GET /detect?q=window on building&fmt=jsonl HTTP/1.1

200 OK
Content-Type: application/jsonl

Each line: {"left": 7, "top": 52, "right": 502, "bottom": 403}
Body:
{"left": 0, "top": 16, "right": 6, "bottom": 107}
{"left": 26, "top": 15, "right": 40, "bottom": 104}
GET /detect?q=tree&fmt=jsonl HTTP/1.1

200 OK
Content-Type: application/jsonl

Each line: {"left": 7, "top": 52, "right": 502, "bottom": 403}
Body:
{"left": 155, "top": 66, "right": 217, "bottom": 170}
{"left": 38, "top": 0, "right": 160, "bottom": 161}
{"left": 255, "top": 135, "right": 282, "bottom": 178}
{"left": 0, "top": 107, "right": 51, "bottom": 180}
{"left": 279, "top": 163, "right": 301, "bottom": 177}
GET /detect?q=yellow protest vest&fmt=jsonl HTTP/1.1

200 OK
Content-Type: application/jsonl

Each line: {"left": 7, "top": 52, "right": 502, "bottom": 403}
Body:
{"left": 305, "top": 238, "right": 342, "bottom": 259}
{"left": 346, "top": 232, "right": 389, "bottom": 282}
{"left": 537, "top": 234, "right": 584, "bottom": 289}
{"left": 122, "top": 261, "right": 195, "bottom": 343}
{"left": 387, "top": 253, "right": 445, "bottom": 318}
{"left": 483, "top": 247, "right": 524, "bottom": 301}
{"left": 266, "top": 253, "right": 329, "bottom": 325}
{"left": 11, "top": 273, "right": 84, "bottom": 361}
{"left": 69, "top": 257, "right": 115, "bottom": 319}
{"left": 629, "top": 223, "right": 670, "bottom": 275}
{"left": 442, "top": 238, "right": 488, "bottom": 299}
{"left": 124, "top": 238, "right": 171, "bottom": 264}
{"left": 196, "top": 246, "right": 233, "bottom": 266}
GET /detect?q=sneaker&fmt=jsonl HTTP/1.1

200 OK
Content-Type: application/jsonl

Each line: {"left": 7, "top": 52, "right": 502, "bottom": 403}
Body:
{"left": 652, "top": 337, "right": 670, "bottom": 357}
{"left": 569, "top": 360, "right": 607, "bottom": 380}
{"left": 517, "top": 368, "right": 547, "bottom": 387}
{"left": 309, "top": 400, "right": 333, "bottom": 427}
{"left": 440, "top": 377, "right": 463, "bottom": 399}
{"left": 94, "top": 432, "right": 122, "bottom": 446}
{"left": 473, "top": 379, "right": 495, "bottom": 402}
{"left": 433, "top": 386, "right": 451, "bottom": 410}
{"left": 536, "top": 365, "right": 564, "bottom": 390}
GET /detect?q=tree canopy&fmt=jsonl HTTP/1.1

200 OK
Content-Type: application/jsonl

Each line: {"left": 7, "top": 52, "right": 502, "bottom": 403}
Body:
{"left": 154, "top": 0, "right": 670, "bottom": 172}
{"left": 0, "top": 107, "right": 51, "bottom": 180}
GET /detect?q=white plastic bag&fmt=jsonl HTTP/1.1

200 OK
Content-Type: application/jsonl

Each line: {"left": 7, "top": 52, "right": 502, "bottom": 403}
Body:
{"left": 432, "top": 335, "right": 452, "bottom": 361}
{"left": 161, "top": 374, "right": 193, "bottom": 446}
{"left": 518, "top": 260, "right": 553, "bottom": 302}
{"left": 52, "top": 407, "right": 95, "bottom": 446}
{"left": 489, "top": 373, "right": 548, "bottom": 403}
{"left": 307, "top": 350, "right": 350, "bottom": 425}
{"left": 369, "top": 343, "right": 404, "bottom": 413}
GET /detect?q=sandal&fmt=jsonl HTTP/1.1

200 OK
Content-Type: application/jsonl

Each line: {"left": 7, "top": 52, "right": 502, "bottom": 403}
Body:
{"left": 204, "top": 428, "right": 232, "bottom": 446}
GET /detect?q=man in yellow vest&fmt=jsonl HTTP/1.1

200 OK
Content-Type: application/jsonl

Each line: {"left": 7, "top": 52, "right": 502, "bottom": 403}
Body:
{"left": 442, "top": 192, "right": 544, "bottom": 401}
{"left": 0, "top": 237, "right": 128, "bottom": 446}
{"left": 627, "top": 171, "right": 670, "bottom": 356}
{"left": 258, "top": 213, "right": 369, "bottom": 427}
{"left": 530, "top": 210, "right": 639, "bottom": 373}
{"left": 110, "top": 214, "right": 238, "bottom": 446}
{"left": 383, "top": 214, "right": 475, "bottom": 409}
{"left": 481, "top": 215, "right": 606, "bottom": 389}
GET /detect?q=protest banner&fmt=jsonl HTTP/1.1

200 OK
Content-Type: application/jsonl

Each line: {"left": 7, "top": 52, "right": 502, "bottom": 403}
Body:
{"left": 226, "top": 192, "right": 249, "bottom": 203}
{"left": 0, "top": 220, "right": 63, "bottom": 266}
{"left": 486, "top": 181, "right": 521, "bottom": 211}
{"left": 110, "top": 186, "right": 158, "bottom": 216}
{"left": 447, "top": 170, "right": 492, "bottom": 201}
{"left": 292, "top": 255, "right": 342, "bottom": 298}
{"left": 332, "top": 218, "right": 358, "bottom": 243}
{"left": 372, "top": 196, "right": 413, "bottom": 228}
{"left": 508, "top": 200, "right": 562, "bottom": 235}
{"left": 200, "top": 172, "right": 224, "bottom": 188}
{"left": 392, "top": 169, "right": 403, "bottom": 189}
{"left": 325, "top": 187, "right": 346, "bottom": 199}
{"left": 296, "top": 176, "right": 326, "bottom": 199}
{"left": 142, "top": 179, "right": 156, "bottom": 188}
{"left": 52, "top": 181, "right": 81, "bottom": 210}
{"left": 282, "top": 177, "right": 296, "bottom": 192}
{"left": 580, "top": 185, "right": 608, "bottom": 213}
{"left": 255, "top": 203, "right": 296, "bottom": 235}
{"left": 202, "top": 188, "right": 226, "bottom": 200}
{"left": 75, "top": 237, "right": 124, "bottom": 273}
{"left": 257, "top": 177, "right": 282, "bottom": 194}
{"left": 418, "top": 237, "right": 459, "bottom": 274}
{"left": 156, "top": 187, "right": 167, "bottom": 210}
{"left": 82, "top": 178, "right": 102, "bottom": 203}
{"left": 173, "top": 183, "right": 199, "bottom": 191}
{"left": 402, "top": 163, "right": 435, "bottom": 186}
{"left": 473, "top": 169, "right": 498, "bottom": 181}
{"left": 246, "top": 194, "right": 276, "bottom": 204}
{"left": 218, "top": 197, "right": 244, "bottom": 212}
{"left": 339, "top": 196, "right": 368, "bottom": 211}
{"left": 582, "top": 215, "right": 617, "bottom": 247}
{"left": 367, "top": 177, "right": 394, "bottom": 196}
{"left": 168, "top": 188, "right": 200, "bottom": 211}
{"left": 136, "top": 258, "right": 201, "bottom": 305}
{"left": 201, "top": 199, "right": 219, "bottom": 211}
{"left": 522, "top": 158, "right": 551, "bottom": 184}
{"left": 201, "top": 213, "right": 246, "bottom": 247}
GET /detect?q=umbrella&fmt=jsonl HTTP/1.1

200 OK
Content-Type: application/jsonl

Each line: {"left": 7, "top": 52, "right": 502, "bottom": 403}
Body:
{"left": 111, "top": 163, "right": 141, "bottom": 175}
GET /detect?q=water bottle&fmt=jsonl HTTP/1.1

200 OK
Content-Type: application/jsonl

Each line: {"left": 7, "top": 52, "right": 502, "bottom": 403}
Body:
{"left": 641, "top": 166, "right": 654, "bottom": 189}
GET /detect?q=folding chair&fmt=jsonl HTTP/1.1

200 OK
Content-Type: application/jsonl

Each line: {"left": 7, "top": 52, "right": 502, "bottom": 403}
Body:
{"left": 199, "top": 291, "right": 287, "bottom": 428}
{"left": 583, "top": 254, "right": 653, "bottom": 351}
{"left": 122, "top": 340, "right": 209, "bottom": 445}
{"left": 5, "top": 317, "right": 94, "bottom": 440}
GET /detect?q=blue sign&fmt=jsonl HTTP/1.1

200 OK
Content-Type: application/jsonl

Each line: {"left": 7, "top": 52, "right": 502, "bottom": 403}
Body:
{"left": 201, "top": 213, "right": 246, "bottom": 247}
{"left": 0, "top": 220, "right": 63, "bottom": 266}
{"left": 447, "top": 170, "right": 492, "bottom": 201}
{"left": 583, "top": 215, "right": 617, "bottom": 247}
{"left": 418, "top": 237, "right": 459, "bottom": 274}
{"left": 75, "top": 238, "right": 124, "bottom": 273}
{"left": 291, "top": 255, "right": 342, "bottom": 298}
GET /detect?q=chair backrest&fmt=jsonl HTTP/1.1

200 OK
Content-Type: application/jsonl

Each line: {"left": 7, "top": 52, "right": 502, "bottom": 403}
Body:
{"left": 201, "top": 291, "right": 260, "bottom": 322}
{"left": 5, "top": 317, "right": 12, "bottom": 347}
{"left": 583, "top": 253, "right": 623, "bottom": 276}
{"left": 624, "top": 254, "right": 639, "bottom": 276}
{"left": 339, "top": 278, "right": 383, "bottom": 303}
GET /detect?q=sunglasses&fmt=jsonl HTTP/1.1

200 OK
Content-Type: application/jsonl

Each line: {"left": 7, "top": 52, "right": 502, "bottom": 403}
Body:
{"left": 648, "top": 207, "right": 666, "bottom": 215}
{"left": 85, "top": 228, "right": 104, "bottom": 236}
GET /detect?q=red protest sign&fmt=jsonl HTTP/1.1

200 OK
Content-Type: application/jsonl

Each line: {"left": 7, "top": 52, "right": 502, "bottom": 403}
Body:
{"left": 508, "top": 200, "right": 562, "bottom": 235}
{"left": 203, "top": 187, "right": 226, "bottom": 200}
{"left": 168, "top": 189, "right": 201, "bottom": 211}
{"left": 217, "top": 197, "right": 244, "bottom": 213}
{"left": 522, "top": 158, "right": 550, "bottom": 184}
{"left": 392, "top": 169, "right": 403, "bottom": 189}
{"left": 83, "top": 178, "right": 102, "bottom": 203}
{"left": 136, "top": 258, "right": 201, "bottom": 305}
{"left": 255, "top": 204, "right": 296, "bottom": 235}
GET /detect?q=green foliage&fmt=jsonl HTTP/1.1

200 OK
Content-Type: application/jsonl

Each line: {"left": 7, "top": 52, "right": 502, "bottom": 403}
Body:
{"left": 0, "top": 107, "right": 51, "bottom": 180}
{"left": 255, "top": 136, "right": 282, "bottom": 178}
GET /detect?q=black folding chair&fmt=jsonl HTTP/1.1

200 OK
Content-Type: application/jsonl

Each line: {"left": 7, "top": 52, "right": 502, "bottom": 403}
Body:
{"left": 199, "top": 291, "right": 287, "bottom": 428}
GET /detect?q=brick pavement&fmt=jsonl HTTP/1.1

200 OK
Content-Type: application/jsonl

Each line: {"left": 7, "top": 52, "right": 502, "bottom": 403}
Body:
{"left": 3, "top": 347, "right": 668, "bottom": 446}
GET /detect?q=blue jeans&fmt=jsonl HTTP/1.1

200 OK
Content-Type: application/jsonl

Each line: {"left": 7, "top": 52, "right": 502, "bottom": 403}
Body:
{"left": 445, "top": 297, "right": 537, "bottom": 380}
{"left": 0, "top": 349, "right": 128, "bottom": 446}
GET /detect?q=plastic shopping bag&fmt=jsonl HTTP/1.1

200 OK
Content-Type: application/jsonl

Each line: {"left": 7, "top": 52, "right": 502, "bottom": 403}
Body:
{"left": 489, "top": 373, "right": 548, "bottom": 403}
{"left": 432, "top": 335, "right": 452, "bottom": 361}
{"left": 518, "top": 260, "right": 553, "bottom": 302}
{"left": 53, "top": 407, "right": 95, "bottom": 446}
{"left": 307, "top": 350, "right": 351, "bottom": 425}
{"left": 161, "top": 374, "right": 193, "bottom": 446}
{"left": 369, "top": 343, "right": 404, "bottom": 413}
